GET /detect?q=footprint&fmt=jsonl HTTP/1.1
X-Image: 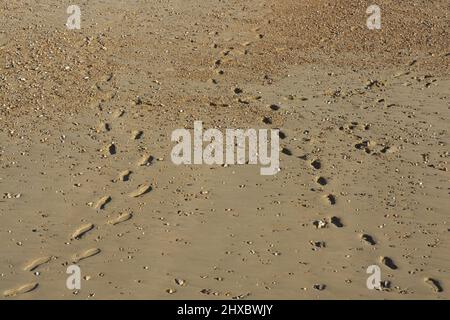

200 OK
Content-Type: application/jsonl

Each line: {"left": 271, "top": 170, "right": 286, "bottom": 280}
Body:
{"left": 312, "top": 284, "right": 326, "bottom": 291}
{"left": 355, "top": 141, "right": 370, "bottom": 152}
{"left": 128, "top": 184, "right": 151, "bottom": 198}
{"left": 97, "top": 122, "right": 111, "bottom": 133}
{"left": 329, "top": 216, "right": 343, "bottom": 227}
{"left": 107, "top": 143, "right": 116, "bottom": 155}
{"left": 316, "top": 177, "right": 327, "bottom": 186}
{"left": 71, "top": 223, "right": 94, "bottom": 240}
{"left": 137, "top": 154, "right": 153, "bottom": 166}
{"left": 262, "top": 116, "right": 272, "bottom": 124}
{"left": 72, "top": 248, "right": 101, "bottom": 263}
{"left": 361, "top": 234, "right": 376, "bottom": 245}
{"left": 101, "top": 143, "right": 116, "bottom": 156}
{"left": 108, "top": 212, "right": 133, "bottom": 225}
{"left": 380, "top": 256, "right": 398, "bottom": 270}
{"left": 269, "top": 104, "right": 280, "bottom": 111}
{"left": 233, "top": 87, "right": 243, "bottom": 94}
{"left": 23, "top": 256, "right": 52, "bottom": 272}
{"left": 281, "top": 148, "right": 292, "bottom": 156}
{"left": 118, "top": 170, "right": 132, "bottom": 182}
{"left": 3, "top": 283, "right": 38, "bottom": 297}
{"left": 424, "top": 278, "right": 443, "bottom": 293}
{"left": 94, "top": 195, "right": 111, "bottom": 210}
{"left": 112, "top": 109, "right": 124, "bottom": 119}
{"left": 324, "top": 194, "right": 336, "bottom": 205}
{"left": 131, "top": 130, "right": 143, "bottom": 140}
{"left": 311, "top": 159, "right": 321, "bottom": 170}
{"left": 174, "top": 278, "right": 186, "bottom": 286}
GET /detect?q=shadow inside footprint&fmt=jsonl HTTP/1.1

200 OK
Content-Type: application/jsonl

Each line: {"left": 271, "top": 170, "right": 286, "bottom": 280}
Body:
{"left": 109, "top": 144, "right": 117, "bottom": 155}
{"left": 270, "top": 104, "right": 280, "bottom": 111}
{"left": 133, "top": 130, "right": 144, "bottom": 140}
{"left": 361, "top": 234, "right": 376, "bottom": 245}
{"left": 262, "top": 116, "right": 272, "bottom": 124}
{"left": 425, "top": 278, "right": 443, "bottom": 293}
{"left": 381, "top": 256, "right": 398, "bottom": 270}
{"left": 326, "top": 194, "right": 336, "bottom": 205}
{"left": 311, "top": 159, "right": 321, "bottom": 170}
{"left": 330, "top": 216, "right": 343, "bottom": 228}
{"left": 317, "top": 177, "right": 327, "bottom": 186}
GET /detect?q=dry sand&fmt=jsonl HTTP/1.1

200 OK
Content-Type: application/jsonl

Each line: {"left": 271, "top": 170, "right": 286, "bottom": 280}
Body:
{"left": 0, "top": 0, "right": 449, "bottom": 299}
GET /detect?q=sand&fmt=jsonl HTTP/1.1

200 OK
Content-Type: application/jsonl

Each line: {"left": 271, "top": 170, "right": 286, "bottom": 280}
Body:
{"left": 0, "top": 0, "right": 449, "bottom": 299}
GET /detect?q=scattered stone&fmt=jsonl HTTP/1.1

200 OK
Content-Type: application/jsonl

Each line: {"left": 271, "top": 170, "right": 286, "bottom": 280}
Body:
{"left": 313, "top": 219, "right": 327, "bottom": 229}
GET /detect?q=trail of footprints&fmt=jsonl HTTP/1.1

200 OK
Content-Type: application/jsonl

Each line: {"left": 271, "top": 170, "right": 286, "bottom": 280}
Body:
{"left": 220, "top": 64, "right": 445, "bottom": 296}
{"left": 307, "top": 154, "right": 444, "bottom": 293}
{"left": 5, "top": 58, "right": 445, "bottom": 299}
{"left": 3, "top": 103, "right": 152, "bottom": 297}
{"left": 260, "top": 92, "right": 432, "bottom": 293}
